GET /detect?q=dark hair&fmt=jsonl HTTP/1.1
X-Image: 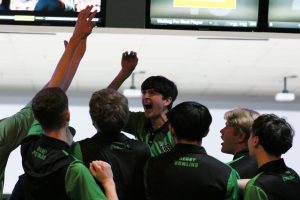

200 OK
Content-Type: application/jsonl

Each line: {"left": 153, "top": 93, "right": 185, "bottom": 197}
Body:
{"left": 168, "top": 101, "right": 212, "bottom": 141}
{"left": 89, "top": 88, "right": 129, "bottom": 134}
{"left": 252, "top": 114, "right": 294, "bottom": 156}
{"left": 32, "top": 87, "right": 68, "bottom": 131}
{"left": 141, "top": 76, "right": 178, "bottom": 110}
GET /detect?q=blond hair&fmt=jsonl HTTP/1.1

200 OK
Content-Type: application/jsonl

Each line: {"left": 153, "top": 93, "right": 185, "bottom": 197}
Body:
{"left": 224, "top": 108, "right": 260, "bottom": 140}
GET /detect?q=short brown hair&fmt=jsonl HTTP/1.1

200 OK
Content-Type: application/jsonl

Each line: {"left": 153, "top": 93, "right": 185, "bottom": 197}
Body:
{"left": 89, "top": 88, "right": 129, "bottom": 134}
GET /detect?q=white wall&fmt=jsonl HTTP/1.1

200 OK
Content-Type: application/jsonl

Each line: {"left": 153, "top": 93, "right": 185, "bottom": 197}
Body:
{"left": 2, "top": 102, "right": 300, "bottom": 194}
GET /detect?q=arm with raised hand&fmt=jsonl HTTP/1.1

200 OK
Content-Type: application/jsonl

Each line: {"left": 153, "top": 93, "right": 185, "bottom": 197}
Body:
{"left": 90, "top": 161, "right": 119, "bottom": 200}
{"left": 107, "top": 51, "right": 138, "bottom": 90}
{"left": 0, "top": 7, "right": 97, "bottom": 198}
{"left": 46, "top": 5, "right": 96, "bottom": 91}
{"left": 61, "top": 38, "right": 87, "bottom": 91}
{"left": 0, "top": 6, "right": 96, "bottom": 197}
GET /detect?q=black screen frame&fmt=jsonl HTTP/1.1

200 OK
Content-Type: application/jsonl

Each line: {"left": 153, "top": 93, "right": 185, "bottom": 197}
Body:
{"left": 145, "top": 0, "right": 264, "bottom": 32}
{"left": 0, "top": 0, "right": 106, "bottom": 27}
{"left": 267, "top": 0, "right": 300, "bottom": 33}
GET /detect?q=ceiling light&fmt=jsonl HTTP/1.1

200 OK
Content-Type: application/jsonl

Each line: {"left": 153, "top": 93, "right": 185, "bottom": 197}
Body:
{"left": 275, "top": 75, "right": 297, "bottom": 102}
{"left": 275, "top": 92, "right": 295, "bottom": 102}
{"left": 123, "top": 88, "right": 141, "bottom": 98}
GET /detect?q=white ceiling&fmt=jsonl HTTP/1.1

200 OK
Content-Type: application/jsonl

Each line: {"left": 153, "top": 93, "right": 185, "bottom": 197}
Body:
{"left": 1, "top": 25, "right": 300, "bottom": 103}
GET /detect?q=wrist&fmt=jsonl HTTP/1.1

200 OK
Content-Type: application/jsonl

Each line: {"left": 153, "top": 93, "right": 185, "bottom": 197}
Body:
{"left": 102, "top": 179, "right": 116, "bottom": 190}
{"left": 119, "top": 69, "right": 132, "bottom": 78}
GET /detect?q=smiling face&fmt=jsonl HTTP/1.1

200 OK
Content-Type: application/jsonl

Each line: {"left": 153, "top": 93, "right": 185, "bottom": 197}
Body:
{"left": 142, "top": 89, "right": 171, "bottom": 119}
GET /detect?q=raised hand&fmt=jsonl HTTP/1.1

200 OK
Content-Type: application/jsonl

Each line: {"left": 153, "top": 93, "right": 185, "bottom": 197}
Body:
{"left": 107, "top": 51, "right": 139, "bottom": 90}
{"left": 47, "top": 6, "right": 95, "bottom": 90}
{"left": 73, "top": 5, "right": 97, "bottom": 40}
{"left": 121, "top": 51, "right": 138, "bottom": 76}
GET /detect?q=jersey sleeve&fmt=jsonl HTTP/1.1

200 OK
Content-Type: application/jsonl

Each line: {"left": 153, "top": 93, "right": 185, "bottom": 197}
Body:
{"left": 123, "top": 111, "right": 145, "bottom": 137}
{"left": 65, "top": 161, "right": 107, "bottom": 200}
{"left": 225, "top": 169, "right": 239, "bottom": 200}
{"left": 0, "top": 104, "right": 34, "bottom": 155}
{"left": 244, "top": 178, "right": 268, "bottom": 200}
{"left": 70, "top": 142, "right": 84, "bottom": 162}
{"left": 0, "top": 103, "right": 34, "bottom": 198}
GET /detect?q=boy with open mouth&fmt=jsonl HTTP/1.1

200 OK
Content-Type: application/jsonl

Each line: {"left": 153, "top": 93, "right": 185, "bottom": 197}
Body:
{"left": 108, "top": 52, "right": 178, "bottom": 156}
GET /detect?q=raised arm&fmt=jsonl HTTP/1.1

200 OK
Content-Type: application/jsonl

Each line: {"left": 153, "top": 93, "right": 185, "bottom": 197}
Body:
{"left": 26, "top": 7, "right": 95, "bottom": 190}
{"left": 46, "top": 5, "right": 96, "bottom": 91}
{"left": 0, "top": 7, "right": 96, "bottom": 198}
{"left": 107, "top": 51, "right": 138, "bottom": 90}
{"left": 90, "top": 160, "right": 119, "bottom": 200}
{"left": 61, "top": 38, "right": 87, "bottom": 91}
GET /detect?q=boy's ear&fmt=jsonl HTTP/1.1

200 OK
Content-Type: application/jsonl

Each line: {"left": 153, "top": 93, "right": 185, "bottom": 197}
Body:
{"left": 237, "top": 133, "right": 247, "bottom": 143}
{"left": 65, "top": 110, "right": 70, "bottom": 122}
{"left": 253, "top": 135, "right": 260, "bottom": 147}
{"left": 163, "top": 97, "right": 172, "bottom": 107}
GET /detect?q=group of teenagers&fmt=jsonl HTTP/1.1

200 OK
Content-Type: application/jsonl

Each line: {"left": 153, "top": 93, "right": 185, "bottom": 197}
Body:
{"left": 1, "top": 6, "right": 300, "bottom": 200}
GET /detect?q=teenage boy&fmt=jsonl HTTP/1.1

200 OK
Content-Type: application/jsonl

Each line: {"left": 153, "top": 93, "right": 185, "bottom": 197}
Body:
{"left": 21, "top": 87, "right": 117, "bottom": 200}
{"left": 71, "top": 88, "right": 150, "bottom": 200}
{"left": 0, "top": 5, "right": 94, "bottom": 198}
{"left": 220, "top": 108, "right": 259, "bottom": 178}
{"left": 108, "top": 53, "right": 178, "bottom": 156}
{"left": 244, "top": 114, "right": 300, "bottom": 200}
{"left": 145, "top": 101, "right": 239, "bottom": 200}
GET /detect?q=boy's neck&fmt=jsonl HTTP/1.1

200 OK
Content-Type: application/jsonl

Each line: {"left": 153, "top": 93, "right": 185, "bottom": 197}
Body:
{"left": 150, "top": 110, "right": 168, "bottom": 131}
{"left": 45, "top": 125, "right": 73, "bottom": 146}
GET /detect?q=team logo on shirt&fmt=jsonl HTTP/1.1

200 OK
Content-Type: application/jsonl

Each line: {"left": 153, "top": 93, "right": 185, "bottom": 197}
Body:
{"left": 32, "top": 146, "right": 47, "bottom": 160}
{"left": 110, "top": 142, "right": 131, "bottom": 150}
{"left": 160, "top": 144, "right": 173, "bottom": 153}
{"left": 174, "top": 156, "right": 198, "bottom": 168}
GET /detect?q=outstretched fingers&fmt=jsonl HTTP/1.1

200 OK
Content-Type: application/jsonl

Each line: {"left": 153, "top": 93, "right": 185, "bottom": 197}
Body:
{"left": 122, "top": 51, "right": 129, "bottom": 58}
{"left": 73, "top": 5, "right": 97, "bottom": 40}
{"left": 78, "top": 5, "right": 93, "bottom": 20}
{"left": 88, "top": 10, "right": 97, "bottom": 22}
{"left": 129, "top": 51, "right": 137, "bottom": 59}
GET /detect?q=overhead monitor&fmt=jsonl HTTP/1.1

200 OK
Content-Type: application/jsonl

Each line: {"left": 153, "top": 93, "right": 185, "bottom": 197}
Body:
{"left": 0, "top": 0, "right": 105, "bottom": 26}
{"left": 146, "top": 0, "right": 260, "bottom": 30}
{"left": 268, "top": 0, "right": 300, "bottom": 31}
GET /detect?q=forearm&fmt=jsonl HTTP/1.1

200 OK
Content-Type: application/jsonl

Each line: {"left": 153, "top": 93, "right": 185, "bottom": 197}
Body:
{"left": 47, "top": 35, "right": 82, "bottom": 90}
{"left": 108, "top": 51, "right": 138, "bottom": 90}
{"left": 0, "top": 106, "right": 34, "bottom": 151}
{"left": 102, "top": 180, "right": 119, "bottom": 200}
{"left": 107, "top": 69, "right": 131, "bottom": 90}
{"left": 62, "top": 39, "right": 87, "bottom": 91}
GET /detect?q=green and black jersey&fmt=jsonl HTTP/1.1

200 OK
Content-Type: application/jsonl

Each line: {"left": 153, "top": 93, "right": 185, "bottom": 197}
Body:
{"left": 227, "top": 149, "right": 258, "bottom": 179}
{"left": 20, "top": 122, "right": 107, "bottom": 200}
{"left": 123, "top": 112, "right": 174, "bottom": 157}
{"left": 71, "top": 132, "right": 150, "bottom": 200}
{"left": 145, "top": 144, "right": 239, "bottom": 200}
{"left": 0, "top": 103, "right": 34, "bottom": 199}
{"left": 244, "top": 159, "right": 300, "bottom": 200}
